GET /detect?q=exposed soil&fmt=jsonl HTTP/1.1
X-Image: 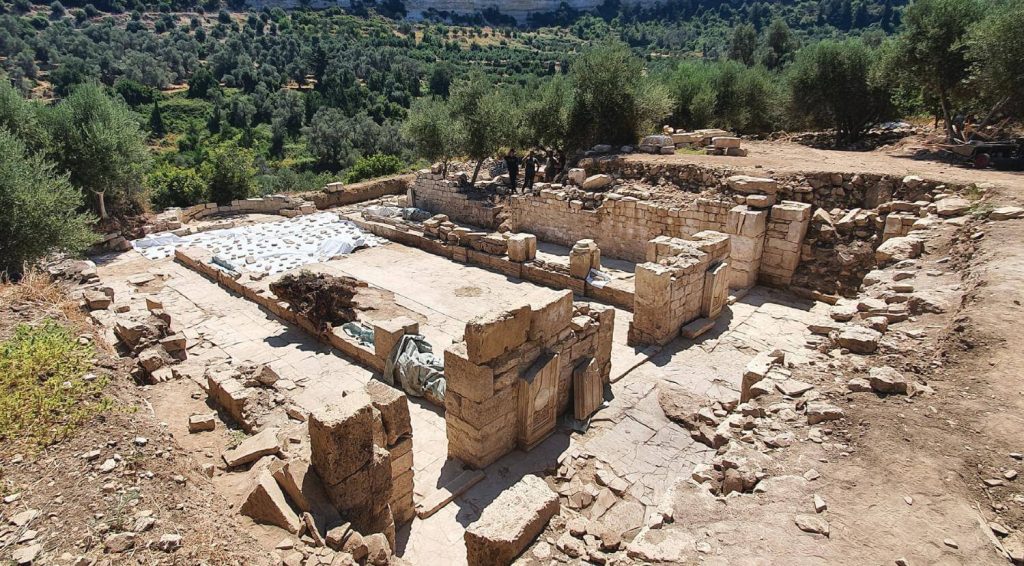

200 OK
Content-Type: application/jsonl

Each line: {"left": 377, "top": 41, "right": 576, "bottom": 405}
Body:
{"left": 628, "top": 138, "right": 1024, "bottom": 193}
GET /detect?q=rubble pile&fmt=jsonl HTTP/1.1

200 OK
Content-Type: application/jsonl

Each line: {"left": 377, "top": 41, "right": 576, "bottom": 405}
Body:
{"left": 270, "top": 271, "right": 369, "bottom": 332}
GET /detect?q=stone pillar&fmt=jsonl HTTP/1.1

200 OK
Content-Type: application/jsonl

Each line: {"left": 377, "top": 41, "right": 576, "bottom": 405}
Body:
{"left": 569, "top": 239, "right": 600, "bottom": 279}
{"left": 760, "top": 201, "right": 812, "bottom": 287}
{"left": 725, "top": 205, "right": 767, "bottom": 290}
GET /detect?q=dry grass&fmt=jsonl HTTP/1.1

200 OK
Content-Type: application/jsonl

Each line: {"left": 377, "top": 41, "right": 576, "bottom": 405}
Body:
{"left": 0, "top": 269, "right": 90, "bottom": 341}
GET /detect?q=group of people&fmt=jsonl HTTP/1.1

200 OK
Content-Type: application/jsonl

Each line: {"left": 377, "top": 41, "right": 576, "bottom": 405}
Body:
{"left": 503, "top": 148, "right": 566, "bottom": 194}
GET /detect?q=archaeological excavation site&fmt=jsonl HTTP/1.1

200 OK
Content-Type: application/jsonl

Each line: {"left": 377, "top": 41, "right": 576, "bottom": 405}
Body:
{"left": 8, "top": 138, "right": 1024, "bottom": 566}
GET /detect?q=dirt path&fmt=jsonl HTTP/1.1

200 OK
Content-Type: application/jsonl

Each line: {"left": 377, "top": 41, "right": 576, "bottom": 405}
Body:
{"left": 627, "top": 139, "right": 1024, "bottom": 193}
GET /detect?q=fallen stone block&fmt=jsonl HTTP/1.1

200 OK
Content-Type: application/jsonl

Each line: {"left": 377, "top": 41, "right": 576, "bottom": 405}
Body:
{"left": 84, "top": 290, "right": 112, "bottom": 310}
{"left": 223, "top": 427, "right": 281, "bottom": 468}
{"left": 188, "top": 413, "right": 216, "bottom": 433}
{"left": 506, "top": 233, "right": 537, "bottom": 262}
{"left": 990, "top": 206, "right": 1024, "bottom": 221}
{"left": 239, "top": 460, "right": 302, "bottom": 534}
{"left": 805, "top": 403, "right": 844, "bottom": 425}
{"left": 270, "top": 459, "right": 343, "bottom": 536}
{"left": 875, "top": 236, "right": 924, "bottom": 265}
{"left": 464, "top": 475, "right": 559, "bottom": 566}
{"left": 309, "top": 391, "right": 374, "bottom": 488}
{"left": 417, "top": 469, "right": 485, "bottom": 519}
{"left": 936, "top": 197, "right": 971, "bottom": 217}
{"left": 836, "top": 326, "right": 882, "bottom": 354}
{"left": 727, "top": 175, "right": 777, "bottom": 195}
{"left": 868, "top": 366, "right": 914, "bottom": 395}
{"left": 681, "top": 317, "right": 714, "bottom": 339}
{"left": 582, "top": 174, "right": 614, "bottom": 191}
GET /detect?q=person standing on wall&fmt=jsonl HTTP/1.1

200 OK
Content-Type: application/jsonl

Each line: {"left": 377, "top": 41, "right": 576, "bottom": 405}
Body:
{"left": 522, "top": 151, "right": 539, "bottom": 194}
{"left": 544, "top": 149, "right": 557, "bottom": 182}
{"left": 504, "top": 149, "right": 520, "bottom": 193}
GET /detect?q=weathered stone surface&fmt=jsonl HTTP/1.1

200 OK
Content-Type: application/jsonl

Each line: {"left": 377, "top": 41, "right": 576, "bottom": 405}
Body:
{"left": 188, "top": 413, "right": 216, "bottom": 433}
{"left": 270, "top": 459, "right": 343, "bottom": 535}
{"left": 464, "top": 475, "right": 559, "bottom": 566}
{"left": 775, "top": 379, "right": 814, "bottom": 397}
{"left": 366, "top": 380, "right": 412, "bottom": 447}
{"left": 364, "top": 533, "right": 391, "bottom": 565}
{"left": 805, "top": 403, "right": 844, "bottom": 425}
{"left": 222, "top": 427, "right": 281, "bottom": 468}
{"left": 239, "top": 461, "right": 302, "bottom": 534}
{"left": 875, "top": 236, "right": 923, "bottom": 264}
{"left": 727, "top": 175, "right": 777, "bottom": 195}
{"left": 372, "top": 316, "right": 419, "bottom": 361}
{"left": 84, "top": 290, "right": 112, "bottom": 310}
{"left": 836, "top": 326, "right": 882, "bottom": 354}
{"left": 794, "top": 514, "right": 830, "bottom": 537}
{"left": 463, "top": 305, "right": 531, "bottom": 364}
{"left": 868, "top": 366, "right": 913, "bottom": 395}
{"left": 936, "top": 197, "right": 971, "bottom": 217}
{"left": 990, "top": 206, "right": 1024, "bottom": 221}
{"left": 506, "top": 233, "right": 537, "bottom": 262}
{"left": 309, "top": 391, "right": 374, "bottom": 486}
{"left": 582, "top": 174, "right": 614, "bottom": 191}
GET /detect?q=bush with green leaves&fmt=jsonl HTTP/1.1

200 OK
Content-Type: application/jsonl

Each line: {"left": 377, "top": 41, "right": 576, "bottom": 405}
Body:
{"left": 41, "top": 83, "right": 150, "bottom": 219}
{"left": 0, "top": 130, "right": 95, "bottom": 277}
{"left": 202, "top": 143, "right": 255, "bottom": 205}
{"left": 402, "top": 96, "right": 461, "bottom": 174}
{"left": 147, "top": 163, "right": 207, "bottom": 209}
{"left": 788, "top": 39, "right": 894, "bottom": 143}
{"left": 343, "top": 153, "right": 404, "bottom": 183}
{"left": 566, "top": 41, "right": 672, "bottom": 150}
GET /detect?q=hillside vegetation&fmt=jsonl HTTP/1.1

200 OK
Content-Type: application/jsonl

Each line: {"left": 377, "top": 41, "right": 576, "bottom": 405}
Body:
{"left": 0, "top": 0, "right": 1022, "bottom": 274}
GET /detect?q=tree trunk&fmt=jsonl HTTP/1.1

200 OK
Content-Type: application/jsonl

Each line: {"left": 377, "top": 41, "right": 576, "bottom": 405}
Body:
{"left": 93, "top": 190, "right": 108, "bottom": 220}
{"left": 969, "top": 96, "right": 1010, "bottom": 142}
{"left": 470, "top": 160, "right": 483, "bottom": 185}
{"left": 939, "top": 90, "right": 954, "bottom": 143}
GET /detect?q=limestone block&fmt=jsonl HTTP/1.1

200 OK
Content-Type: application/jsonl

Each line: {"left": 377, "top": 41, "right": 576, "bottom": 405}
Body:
{"left": 936, "top": 197, "right": 971, "bottom": 217}
{"left": 701, "top": 262, "right": 730, "bottom": 319}
{"left": 527, "top": 290, "right": 573, "bottom": 342}
{"left": 308, "top": 391, "right": 374, "bottom": 487}
{"left": 740, "top": 351, "right": 784, "bottom": 403}
{"left": 444, "top": 342, "right": 495, "bottom": 403}
{"left": 726, "top": 175, "right": 776, "bottom": 195}
{"left": 770, "top": 201, "right": 812, "bottom": 222}
{"left": 223, "top": 427, "right": 281, "bottom": 468}
{"left": 270, "top": 459, "right": 343, "bottom": 535}
{"left": 712, "top": 137, "right": 742, "bottom": 149}
{"left": 836, "top": 326, "right": 882, "bottom": 354}
{"left": 573, "top": 357, "right": 602, "bottom": 421}
{"left": 464, "top": 475, "right": 560, "bottom": 566}
{"left": 447, "top": 410, "right": 517, "bottom": 469}
{"left": 507, "top": 233, "right": 537, "bottom": 262}
{"left": 207, "top": 371, "right": 251, "bottom": 429}
{"left": 366, "top": 380, "right": 412, "bottom": 447}
{"left": 518, "top": 352, "right": 560, "bottom": 451}
{"left": 875, "top": 236, "right": 923, "bottom": 265}
{"left": 582, "top": 174, "right": 614, "bottom": 191}
{"left": 372, "top": 316, "right": 419, "bottom": 360}
{"left": 464, "top": 305, "right": 531, "bottom": 364}
{"left": 567, "top": 168, "right": 587, "bottom": 186}
{"left": 239, "top": 460, "right": 302, "bottom": 534}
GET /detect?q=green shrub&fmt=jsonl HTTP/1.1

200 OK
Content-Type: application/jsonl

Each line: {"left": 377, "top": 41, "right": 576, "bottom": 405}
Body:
{"left": 147, "top": 164, "right": 208, "bottom": 209}
{"left": 0, "top": 320, "right": 111, "bottom": 447}
{"left": 343, "top": 154, "right": 404, "bottom": 183}
{"left": 0, "top": 130, "right": 95, "bottom": 277}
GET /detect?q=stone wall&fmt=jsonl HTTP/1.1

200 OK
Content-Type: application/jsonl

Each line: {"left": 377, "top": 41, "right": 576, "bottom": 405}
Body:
{"left": 759, "top": 202, "right": 813, "bottom": 287}
{"left": 585, "top": 158, "right": 969, "bottom": 211}
{"left": 629, "top": 232, "right": 732, "bottom": 346}
{"left": 305, "top": 174, "right": 414, "bottom": 210}
{"left": 444, "top": 293, "right": 614, "bottom": 469}
{"left": 411, "top": 171, "right": 810, "bottom": 291}
{"left": 308, "top": 380, "right": 415, "bottom": 549}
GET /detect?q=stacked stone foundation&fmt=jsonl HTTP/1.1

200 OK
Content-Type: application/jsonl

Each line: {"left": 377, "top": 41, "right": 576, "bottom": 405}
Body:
{"left": 444, "top": 292, "right": 614, "bottom": 469}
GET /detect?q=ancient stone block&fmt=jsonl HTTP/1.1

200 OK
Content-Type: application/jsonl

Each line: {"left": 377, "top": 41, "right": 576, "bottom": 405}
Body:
{"left": 269, "top": 458, "right": 343, "bottom": 535}
{"left": 518, "top": 352, "right": 560, "bottom": 451}
{"left": 309, "top": 391, "right": 374, "bottom": 487}
{"left": 573, "top": 357, "right": 602, "bottom": 421}
{"left": 464, "top": 475, "right": 559, "bottom": 566}
{"left": 464, "top": 305, "right": 531, "bottom": 364}
{"left": 239, "top": 459, "right": 302, "bottom": 534}
{"left": 223, "top": 427, "right": 281, "bottom": 468}
{"left": 727, "top": 175, "right": 776, "bottom": 194}
{"left": 366, "top": 380, "right": 412, "bottom": 447}
{"left": 372, "top": 316, "right": 419, "bottom": 361}
{"left": 207, "top": 371, "right": 252, "bottom": 430}
{"left": 527, "top": 290, "right": 573, "bottom": 342}
{"left": 700, "top": 261, "right": 730, "bottom": 319}
{"left": 506, "top": 233, "right": 537, "bottom": 262}
{"left": 444, "top": 343, "right": 495, "bottom": 403}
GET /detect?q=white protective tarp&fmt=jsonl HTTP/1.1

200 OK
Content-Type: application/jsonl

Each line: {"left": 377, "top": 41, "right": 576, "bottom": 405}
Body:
{"left": 132, "top": 212, "right": 382, "bottom": 275}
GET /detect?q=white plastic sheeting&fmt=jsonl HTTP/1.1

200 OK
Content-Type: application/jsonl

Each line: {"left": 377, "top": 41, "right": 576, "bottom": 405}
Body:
{"left": 132, "top": 212, "right": 382, "bottom": 275}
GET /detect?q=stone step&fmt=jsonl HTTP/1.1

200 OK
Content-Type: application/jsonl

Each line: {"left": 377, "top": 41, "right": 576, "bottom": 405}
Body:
{"left": 415, "top": 468, "right": 485, "bottom": 520}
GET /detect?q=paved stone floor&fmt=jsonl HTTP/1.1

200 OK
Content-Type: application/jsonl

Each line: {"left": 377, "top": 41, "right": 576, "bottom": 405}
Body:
{"left": 95, "top": 235, "right": 833, "bottom": 565}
